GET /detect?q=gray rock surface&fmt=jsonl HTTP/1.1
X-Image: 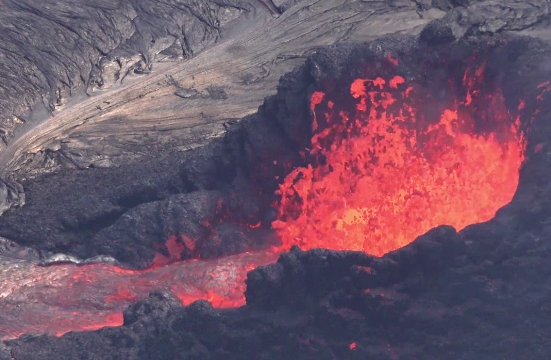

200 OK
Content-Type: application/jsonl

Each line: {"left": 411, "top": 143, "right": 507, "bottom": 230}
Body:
{"left": 0, "top": 0, "right": 256, "bottom": 126}
{"left": 0, "top": 0, "right": 450, "bottom": 214}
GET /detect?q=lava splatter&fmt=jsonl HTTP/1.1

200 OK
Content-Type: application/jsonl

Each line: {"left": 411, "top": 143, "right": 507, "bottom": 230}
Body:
{"left": 272, "top": 65, "right": 526, "bottom": 255}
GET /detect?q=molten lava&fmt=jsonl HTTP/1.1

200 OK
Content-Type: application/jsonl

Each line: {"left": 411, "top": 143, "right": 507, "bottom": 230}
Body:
{"left": 272, "top": 64, "right": 526, "bottom": 256}
{"left": 0, "top": 251, "right": 277, "bottom": 339}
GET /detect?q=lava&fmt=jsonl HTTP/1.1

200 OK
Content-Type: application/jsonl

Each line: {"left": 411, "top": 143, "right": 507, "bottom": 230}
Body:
{"left": 0, "top": 251, "right": 278, "bottom": 340}
{"left": 0, "top": 58, "right": 531, "bottom": 341}
{"left": 150, "top": 234, "right": 191, "bottom": 269}
{"left": 272, "top": 62, "right": 526, "bottom": 256}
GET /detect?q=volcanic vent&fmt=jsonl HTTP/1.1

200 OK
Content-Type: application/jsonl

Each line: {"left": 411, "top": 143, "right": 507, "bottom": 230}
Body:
{"left": 271, "top": 57, "right": 525, "bottom": 256}
{"left": 3, "top": 32, "right": 551, "bottom": 356}
{"left": 247, "top": 37, "right": 533, "bottom": 262}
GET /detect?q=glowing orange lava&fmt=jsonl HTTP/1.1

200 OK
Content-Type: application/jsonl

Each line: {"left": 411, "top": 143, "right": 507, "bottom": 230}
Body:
{"left": 0, "top": 251, "right": 277, "bottom": 340}
{"left": 272, "top": 65, "right": 526, "bottom": 256}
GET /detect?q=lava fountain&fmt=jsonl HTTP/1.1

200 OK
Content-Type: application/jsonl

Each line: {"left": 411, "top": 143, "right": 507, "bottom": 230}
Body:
{"left": 272, "top": 59, "right": 526, "bottom": 256}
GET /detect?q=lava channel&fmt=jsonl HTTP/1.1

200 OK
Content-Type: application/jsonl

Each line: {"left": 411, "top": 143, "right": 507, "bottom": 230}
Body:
{"left": 272, "top": 61, "right": 527, "bottom": 256}
{"left": 0, "top": 250, "right": 277, "bottom": 340}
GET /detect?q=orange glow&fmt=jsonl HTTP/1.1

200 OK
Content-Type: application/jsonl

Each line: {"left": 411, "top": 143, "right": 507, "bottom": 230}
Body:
{"left": 1, "top": 251, "right": 278, "bottom": 340}
{"left": 537, "top": 80, "right": 551, "bottom": 101}
{"left": 55, "top": 313, "right": 124, "bottom": 337}
{"left": 150, "top": 235, "right": 187, "bottom": 269}
{"left": 272, "top": 67, "right": 526, "bottom": 256}
{"left": 386, "top": 54, "right": 399, "bottom": 66}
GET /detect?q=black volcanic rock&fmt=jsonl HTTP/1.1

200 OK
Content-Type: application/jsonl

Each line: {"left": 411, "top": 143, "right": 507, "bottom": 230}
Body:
{"left": 420, "top": 19, "right": 457, "bottom": 45}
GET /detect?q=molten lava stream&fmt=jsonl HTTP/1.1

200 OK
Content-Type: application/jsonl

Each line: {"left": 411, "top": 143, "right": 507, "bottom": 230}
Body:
{"left": 0, "top": 251, "right": 278, "bottom": 339}
{"left": 272, "top": 70, "right": 526, "bottom": 256}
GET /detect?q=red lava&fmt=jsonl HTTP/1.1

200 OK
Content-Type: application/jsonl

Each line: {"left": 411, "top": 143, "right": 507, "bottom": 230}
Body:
{"left": 0, "top": 251, "right": 278, "bottom": 339}
{"left": 272, "top": 60, "right": 526, "bottom": 255}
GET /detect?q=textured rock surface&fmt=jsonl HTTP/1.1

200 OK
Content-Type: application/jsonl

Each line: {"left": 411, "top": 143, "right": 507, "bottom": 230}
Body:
{"left": 0, "top": 0, "right": 257, "bottom": 136}
{"left": 0, "top": 0, "right": 450, "bottom": 215}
